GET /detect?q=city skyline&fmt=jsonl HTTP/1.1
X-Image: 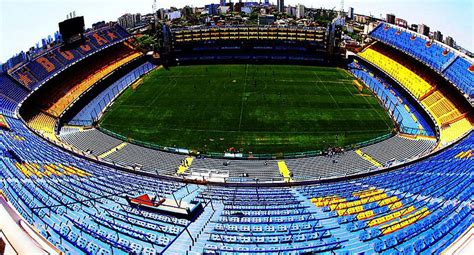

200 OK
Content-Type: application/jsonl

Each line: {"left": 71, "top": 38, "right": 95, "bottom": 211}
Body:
{"left": 0, "top": 0, "right": 472, "bottom": 62}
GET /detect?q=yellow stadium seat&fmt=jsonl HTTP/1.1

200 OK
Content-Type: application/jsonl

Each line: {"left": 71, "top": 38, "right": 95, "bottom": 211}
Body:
{"left": 438, "top": 118, "right": 472, "bottom": 145}
{"left": 358, "top": 47, "right": 433, "bottom": 98}
{"left": 359, "top": 46, "right": 472, "bottom": 145}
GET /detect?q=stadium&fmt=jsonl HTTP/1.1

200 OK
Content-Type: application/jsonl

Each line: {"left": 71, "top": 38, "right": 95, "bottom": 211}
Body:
{"left": 0, "top": 2, "right": 472, "bottom": 255}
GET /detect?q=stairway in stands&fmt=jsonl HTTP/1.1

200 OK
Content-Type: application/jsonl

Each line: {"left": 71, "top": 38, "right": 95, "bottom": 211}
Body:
{"left": 440, "top": 55, "right": 458, "bottom": 73}
{"left": 293, "top": 184, "right": 374, "bottom": 253}
{"left": 165, "top": 202, "right": 223, "bottom": 255}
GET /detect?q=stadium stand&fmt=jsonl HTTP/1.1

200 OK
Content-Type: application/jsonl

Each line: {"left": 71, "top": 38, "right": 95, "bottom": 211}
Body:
{"left": 442, "top": 57, "right": 474, "bottom": 100}
{"left": 26, "top": 112, "right": 58, "bottom": 141}
{"left": 190, "top": 135, "right": 472, "bottom": 253}
{"left": 370, "top": 24, "right": 454, "bottom": 71}
{"left": 0, "top": 74, "right": 29, "bottom": 104}
{"left": 0, "top": 95, "right": 17, "bottom": 117}
{"left": 358, "top": 43, "right": 472, "bottom": 145}
{"left": 20, "top": 42, "right": 142, "bottom": 143}
{"left": 358, "top": 46, "right": 433, "bottom": 99}
{"left": 68, "top": 62, "right": 156, "bottom": 126}
{"left": 370, "top": 22, "right": 474, "bottom": 102}
{"left": 34, "top": 43, "right": 142, "bottom": 117}
{"left": 1, "top": 116, "right": 193, "bottom": 254}
{"left": 421, "top": 90, "right": 464, "bottom": 124}
{"left": 358, "top": 135, "right": 435, "bottom": 164}
{"left": 9, "top": 24, "right": 131, "bottom": 90}
{"left": 60, "top": 128, "right": 124, "bottom": 156}
{"left": 60, "top": 127, "right": 435, "bottom": 181}
{"left": 348, "top": 61, "right": 434, "bottom": 136}
{"left": 103, "top": 143, "right": 186, "bottom": 175}
{"left": 1, "top": 127, "right": 471, "bottom": 253}
{"left": 0, "top": 74, "right": 29, "bottom": 118}
{"left": 0, "top": 20, "right": 472, "bottom": 255}
{"left": 171, "top": 26, "right": 328, "bottom": 65}
{"left": 286, "top": 150, "right": 373, "bottom": 178}
{"left": 45, "top": 50, "right": 142, "bottom": 117}
{"left": 172, "top": 26, "right": 327, "bottom": 44}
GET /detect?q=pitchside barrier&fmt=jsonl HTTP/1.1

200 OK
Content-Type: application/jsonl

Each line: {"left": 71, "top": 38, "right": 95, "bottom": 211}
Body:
{"left": 97, "top": 127, "right": 395, "bottom": 160}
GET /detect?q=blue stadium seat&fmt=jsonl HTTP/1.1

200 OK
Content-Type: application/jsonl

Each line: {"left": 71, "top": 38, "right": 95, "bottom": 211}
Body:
{"left": 370, "top": 23, "right": 473, "bottom": 100}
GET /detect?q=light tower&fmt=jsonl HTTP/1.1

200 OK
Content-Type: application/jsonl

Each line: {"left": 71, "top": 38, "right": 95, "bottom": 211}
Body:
{"left": 152, "top": 0, "right": 158, "bottom": 25}
{"left": 152, "top": 0, "right": 157, "bottom": 15}
{"left": 339, "top": 0, "right": 345, "bottom": 17}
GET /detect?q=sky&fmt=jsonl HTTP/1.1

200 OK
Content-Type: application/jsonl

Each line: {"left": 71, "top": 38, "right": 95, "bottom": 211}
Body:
{"left": 0, "top": 0, "right": 473, "bottom": 62}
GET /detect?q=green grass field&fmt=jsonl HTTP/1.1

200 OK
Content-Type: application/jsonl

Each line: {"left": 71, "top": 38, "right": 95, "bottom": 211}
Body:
{"left": 99, "top": 64, "right": 394, "bottom": 154}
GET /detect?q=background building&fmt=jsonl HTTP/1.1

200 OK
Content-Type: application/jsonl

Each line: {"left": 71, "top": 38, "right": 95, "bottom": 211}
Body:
{"left": 241, "top": 6, "right": 252, "bottom": 14}
{"left": 347, "top": 7, "right": 354, "bottom": 20}
{"left": 444, "top": 36, "right": 454, "bottom": 47}
{"left": 168, "top": 10, "right": 181, "bottom": 20}
{"left": 433, "top": 31, "right": 443, "bottom": 42}
{"left": 218, "top": 5, "right": 230, "bottom": 14}
{"left": 181, "top": 6, "right": 193, "bottom": 18}
{"left": 395, "top": 18, "right": 407, "bottom": 28}
{"left": 418, "top": 24, "right": 430, "bottom": 36}
{"left": 286, "top": 5, "right": 296, "bottom": 17}
{"left": 354, "top": 14, "right": 368, "bottom": 24}
{"left": 157, "top": 8, "right": 166, "bottom": 20}
{"left": 296, "top": 4, "right": 305, "bottom": 19}
{"left": 205, "top": 4, "right": 219, "bottom": 15}
{"left": 277, "top": 0, "right": 285, "bottom": 13}
{"left": 234, "top": 0, "right": 244, "bottom": 13}
{"left": 117, "top": 13, "right": 141, "bottom": 29}
{"left": 386, "top": 14, "right": 395, "bottom": 24}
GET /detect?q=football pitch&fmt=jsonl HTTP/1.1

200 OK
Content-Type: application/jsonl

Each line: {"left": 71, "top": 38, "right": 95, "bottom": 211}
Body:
{"left": 99, "top": 64, "right": 394, "bottom": 154}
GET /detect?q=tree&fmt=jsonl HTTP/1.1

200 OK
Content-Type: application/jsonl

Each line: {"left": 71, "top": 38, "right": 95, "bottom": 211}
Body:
{"left": 136, "top": 35, "right": 157, "bottom": 51}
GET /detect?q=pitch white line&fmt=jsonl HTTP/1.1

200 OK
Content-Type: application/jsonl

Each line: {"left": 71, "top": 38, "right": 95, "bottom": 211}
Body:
{"left": 238, "top": 65, "right": 248, "bottom": 131}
